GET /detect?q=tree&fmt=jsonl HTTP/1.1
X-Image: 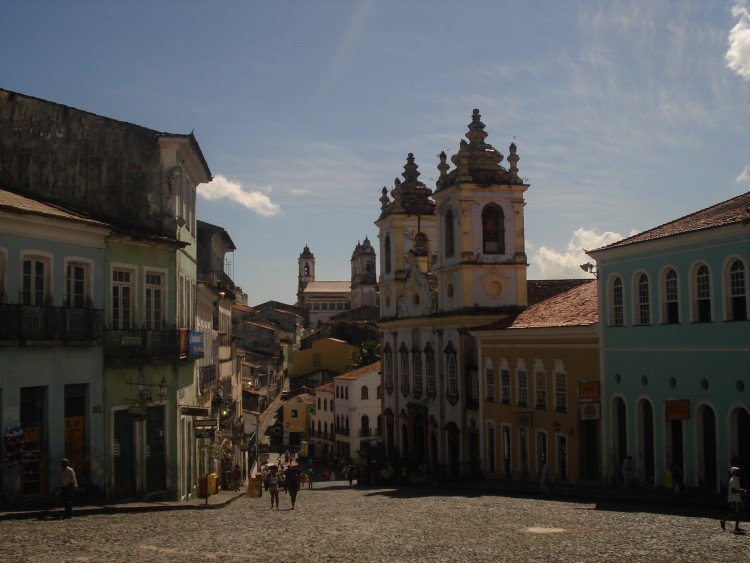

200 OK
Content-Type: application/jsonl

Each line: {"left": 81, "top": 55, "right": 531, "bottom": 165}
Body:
{"left": 350, "top": 339, "right": 381, "bottom": 368}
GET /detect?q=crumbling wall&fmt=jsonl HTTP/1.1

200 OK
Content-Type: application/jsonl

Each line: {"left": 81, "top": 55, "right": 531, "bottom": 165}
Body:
{"left": 0, "top": 89, "right": 167, "bottom": 235}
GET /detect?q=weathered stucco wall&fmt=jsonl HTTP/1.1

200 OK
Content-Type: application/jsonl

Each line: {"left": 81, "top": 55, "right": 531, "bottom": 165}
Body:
{"left": 0, "top": 89, "right": 167, "bottom": 235}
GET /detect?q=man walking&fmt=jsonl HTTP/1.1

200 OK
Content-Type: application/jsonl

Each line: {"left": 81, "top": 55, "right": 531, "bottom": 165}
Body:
{"left": 721, "top": 466, "right": 747, "bottom": 533}
{"left": 59, "top": 458, "right": 77, "bottom": 519}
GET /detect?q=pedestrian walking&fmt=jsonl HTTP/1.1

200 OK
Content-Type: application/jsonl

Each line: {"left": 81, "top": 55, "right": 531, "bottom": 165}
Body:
{"left": 621, "top": 455, "right": 634, "bottom": 489}
{"left": 59, "top": 458, "right": 78, "bottom": 519}
{"left": 285, "top": 465, "right": 300, "bottom": 509}
{"left": 232, "top": 464, "right": 242, "bottom": 492}
{"left": 306, "top": 466, "right": 314, "bottom": 489}
{"left": 265, "top": 464, "right": 280, "bottom": 509}
{"left": 721, "top": 466, "right": 747, "bottom": 533}
{"left": 540, "top": 458, "right": 550, "bottom": 495}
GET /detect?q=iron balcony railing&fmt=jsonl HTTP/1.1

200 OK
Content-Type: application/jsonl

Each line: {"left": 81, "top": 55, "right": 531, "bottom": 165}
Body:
{"left": 104, "top": 328, "right": 204, "bottom": 361}
{"left": 0, "top": 304, "right": 103, "bottom": 343}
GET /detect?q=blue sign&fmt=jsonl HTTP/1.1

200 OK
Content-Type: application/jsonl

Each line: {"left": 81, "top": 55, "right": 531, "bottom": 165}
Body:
{"left": 188, "top": 331, "right": 204, "bottom": 355}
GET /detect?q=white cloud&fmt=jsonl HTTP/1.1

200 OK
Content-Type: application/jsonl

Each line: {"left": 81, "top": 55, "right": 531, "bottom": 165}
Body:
{"left": 198, "top": 175, "right": 281, "bottom": 217}
{"left": 531, "top": 227, "right": 635, "bottom": 279}
{"left": 737, "top": 163, "right": 750, "bottom": 184}
{"left": 726, "top": 4, "right": 750, "bottom": 80}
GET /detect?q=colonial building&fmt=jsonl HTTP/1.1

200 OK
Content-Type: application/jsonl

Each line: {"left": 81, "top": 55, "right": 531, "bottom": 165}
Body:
{"left": 471, "top": 279, "right": 600, "bottom": 486}
{"left": 587, "top": 191, "right": 750, "bottom": 492}
{"left": 377, "top": 110, "right": 530, "bottom": 477}
{"left": 296, "top": 238, "right": 378, "bottom": 329}
{"left": 308, "top": 382, "right": 335, "bottom": 461}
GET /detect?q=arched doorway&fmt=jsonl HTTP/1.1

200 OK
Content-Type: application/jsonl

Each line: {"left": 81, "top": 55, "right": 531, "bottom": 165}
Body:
{"left": 638, "top": 399, "right": 655, "bottom": 485}
{"left": 430, "top": 431, "right": 438, "bottom": 466}
{"left": 730, "top": 408, "right": 750, "bottom": 488}
{"left": 699, "top": 405, "right": 717, "bottom": 490}
{"left": 611, "top": 396, "right": 628, "bottom": 482}
{"left": 401, "top": 424, "right": 409, "bottom": 462}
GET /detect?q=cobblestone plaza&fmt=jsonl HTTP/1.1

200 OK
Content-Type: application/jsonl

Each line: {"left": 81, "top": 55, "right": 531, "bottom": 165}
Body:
{"left": 1, "top": 481, "right": 748, "bottom": 562}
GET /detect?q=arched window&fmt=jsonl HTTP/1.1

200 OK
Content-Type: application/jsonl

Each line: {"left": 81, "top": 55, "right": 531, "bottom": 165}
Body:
{"left": 377, "top": 385, "right": 383, "bottom": 399}
{"left": 317, "top": 420, "right": 321, "bottom": 436}
{"left": 695, "top": 264, "right": 712, "bottom": 323}
{"left": 361, "top": 415, "right": 370, "bottom": 436}
{"left": 324, "top": 398, "right": 328, "bottom": 411}
{"left": 303, "top": 263, "right": 310, "bottom": 276}
{"left": 317, "top": 397, "right": 321, "bottom": 410}
{"left": 664, "top": 268, "right": 679, "bottom": 324}
{"left": 335, "top": 386, "right": 340, "bottom": 399}
{"left": 345, "top": 417, "right": 350, "bottom": 434}
{"left": 729, "top": 259, "right": 747, "bottom": 321}
{"left": 445, "top": 209, "right": 455, "bottom": 257}
{"left": 361, "top": 386, "right": 369, "bottom": 400}
{"left": 324, "top": 421, "right": 328, "bottom": 438}
{"left": 425, "top": 344, "right": 436, "bottom": 396}
{"left": 637, "top": 273, "right": 650, "bottom": 325}
{"left": 345, "top": 387, "right": 349, "bottom": 400}
{"left": 447, "top": 353, "right": 458, "bottom": 397}
{"left": 400, "top": 344, "right": 410, "bottom": 395}
{"left": 385, "top": 235, "right": 392, "bottom": 275}
{"left": 610, "top": 277, "right": 624, "bottom": 326}
{"left": 384, "top": 344, "right": 393, "bottom": 394}
{"left": 412, "top": 349, "right": 423, "bottom": 398}
{"left": 482, "top": 204, "right": 505, "bottom": 255}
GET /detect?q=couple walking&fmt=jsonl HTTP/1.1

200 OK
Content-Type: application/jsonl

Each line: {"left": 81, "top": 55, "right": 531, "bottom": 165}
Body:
{"left": 265, "top": 464, "right": 301, "bottom": 509}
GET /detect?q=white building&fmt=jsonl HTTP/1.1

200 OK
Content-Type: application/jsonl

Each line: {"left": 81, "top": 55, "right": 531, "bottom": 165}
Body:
{"left": 332, "top": 363, "right": 383, "bottom": 464}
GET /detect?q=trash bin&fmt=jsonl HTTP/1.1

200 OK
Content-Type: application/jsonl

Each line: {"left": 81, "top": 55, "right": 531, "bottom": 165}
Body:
{"left": 207, "top": 473, "right": 218, "bottom": 495}
{"left": 198, "top": 476, "right": 208, "bottom": 499}
{"left": 664, "top": 470, "right": 673, "bottom": 490}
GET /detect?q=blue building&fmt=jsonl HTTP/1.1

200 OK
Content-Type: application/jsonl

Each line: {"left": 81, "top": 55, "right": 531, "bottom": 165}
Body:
{"left": 588, "top": 191, "right": 750, "bottom": 492}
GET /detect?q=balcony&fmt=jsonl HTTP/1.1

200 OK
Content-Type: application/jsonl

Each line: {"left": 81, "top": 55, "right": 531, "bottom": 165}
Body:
{"left": 0, "top": 304, "right": 103, "bottom": 344}
{"left": 104, "top": 329, "right": 204, "bottom": 362}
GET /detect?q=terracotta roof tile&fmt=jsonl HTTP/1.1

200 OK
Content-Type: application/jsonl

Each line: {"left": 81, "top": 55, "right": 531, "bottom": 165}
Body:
{"left": 0, "top": 186, "right": 111, "bottom": 228}
{"left": 592, "top": 191, "right": 750, "bottom": 252}
{"left": 335, "top": 363, "right": 379, "bottom": 380}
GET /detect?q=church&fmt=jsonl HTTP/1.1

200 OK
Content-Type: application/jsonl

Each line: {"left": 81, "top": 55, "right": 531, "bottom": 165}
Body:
{"left": 296, "top": 238, "right": 379, "bottom": 329}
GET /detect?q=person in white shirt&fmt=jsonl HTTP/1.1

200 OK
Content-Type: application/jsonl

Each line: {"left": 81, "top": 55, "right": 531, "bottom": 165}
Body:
{"left": 721, "top": 466, "right": 746, "bottom": 533}
{"left": 59, "top": 458, "right": 78, "bottom": 519}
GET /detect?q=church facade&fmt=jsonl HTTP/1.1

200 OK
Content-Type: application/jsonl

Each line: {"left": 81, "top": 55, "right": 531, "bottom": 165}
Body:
{"left": 376, "top": 110, "right": 530, "bottom": 477}
{"left": 296, "top": 238, "right": 378, "bottom": 329}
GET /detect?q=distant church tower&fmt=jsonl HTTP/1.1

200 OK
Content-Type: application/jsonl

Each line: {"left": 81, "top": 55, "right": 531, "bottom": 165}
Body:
{"left": 297, "top": 244, "right": 315, "bottom": 306}
{"left": 350, "top": 236, "right": 378, "bottom": 309}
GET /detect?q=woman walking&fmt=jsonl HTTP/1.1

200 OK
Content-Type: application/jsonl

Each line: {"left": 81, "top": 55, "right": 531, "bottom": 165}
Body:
{"left": 265, "top": 464, "right": 280, "bottom": 509}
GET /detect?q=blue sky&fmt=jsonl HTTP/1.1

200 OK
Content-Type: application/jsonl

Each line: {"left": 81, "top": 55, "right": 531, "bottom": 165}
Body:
{"left": 3, "top": 1, "right": 749, "bottom": 306}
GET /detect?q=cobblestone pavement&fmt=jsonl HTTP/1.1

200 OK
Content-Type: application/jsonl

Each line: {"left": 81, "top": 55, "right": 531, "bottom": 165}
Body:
{"left": 1, "top": 482, "right": 748, "bottom": 562}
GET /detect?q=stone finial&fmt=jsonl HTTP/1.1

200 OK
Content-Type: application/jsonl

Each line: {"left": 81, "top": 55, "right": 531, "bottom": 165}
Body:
{"left": 507, "top": 142, "right": 519, "bottom": 178}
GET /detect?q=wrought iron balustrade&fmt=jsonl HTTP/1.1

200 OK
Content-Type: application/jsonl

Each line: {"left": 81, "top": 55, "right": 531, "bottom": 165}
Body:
{"left": 0, "top": 304, "right": 103, "bottom": 343}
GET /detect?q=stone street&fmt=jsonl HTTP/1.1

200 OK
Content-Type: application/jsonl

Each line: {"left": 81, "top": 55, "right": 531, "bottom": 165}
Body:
{"left": 1, "top": 481, "right": 748, "bottom": 562}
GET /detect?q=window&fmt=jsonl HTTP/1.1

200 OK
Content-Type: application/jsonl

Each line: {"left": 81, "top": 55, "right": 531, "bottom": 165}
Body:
{"left": 145, "top": 271, "right": 165, "bottom": 330}
{"left": 400, "top": 347, "right": 410, "bottom": 395}
{"left": 664, "top": 268, "right": 679, "bottom": 324}
{"left": 445, "top": 210, "right": 455, "bottom": 257}
{"left": 517, "top": 370, "right": 528, "bottom": 406}
{"left": 22, "top": 257, "right": 48, "bottom": 305}
{"left": 361, "top": 386, "right": 369, "bottom": 400}
{"left": 554, "top": 373, "right": 567, "bottom": 411}
{"left": 486, "top": 366, "right": 495, "bottom": 401}
{"left": 729, "top": 259, "right": 747, "bottom": 321}
{"left": 447, "top": 354, "right": 458, "bottom": 397}
{"left": 345, "top": 387, "right": 349, "bottom": 400}
{"left": 412, "top": 350, "right": 423, "bottom": 397}
{"left": 324, "top": 398, "right": 328, "bottom": 411}
{"left": 425, "top": 345, "right": 436, "bottom": 396}
{"left": 534, "top": 371, "right": 546, "bottom": 409}
{"left": 377, "top": 385, "right": 382, "bottom": 399}
{"left": 500, "top": 368, "right": 511, "bottom": 404}
{"left": 361, "top": 415, "right": 370, "bottom": 436}
{"left": 317, "top": 398, "right": 321, "bottom": 410}
{"left": 384, "top": 346, "right": 394, "bottom": 393}
{"left": 336, "top": 386, "right": 340, "bottom": 399}
{"left": 636, "top": 273, "right": 650, "bottom": 324}
{"left": 610, "top": 277, "right": 624, "bottom": 326}
{"left": 291, "top": 409, "right": 298, "bottom": 419}
{"left": 384, "top": 235, "right": 392, "bottom": 275}
{"left": 482, "top": 204, "right": 505, "bottom": 255}
{"left": 695, "top": 264, "right": 712, "bottom": 323}
{"left": 111, "top": 268, "right": 133, "bottom": 329}
{"left": 65, "top": 262, "right": 89, "bottom": 308}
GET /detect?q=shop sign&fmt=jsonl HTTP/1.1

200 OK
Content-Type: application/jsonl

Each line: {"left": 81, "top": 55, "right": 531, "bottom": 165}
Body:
{"left": 195, "top": 429, "right": 215, "bottom": 439}
{"left": 194, "top": 419, "right": 219, "bottom": 428}
{"left": 579, "top": 381, "right": 600, "bottom": 401}
{"left": 181, "top": 406, "right": 210, "bottom": 417}
{"left": 665, "top": 400, "right": 689, "bottom": 421}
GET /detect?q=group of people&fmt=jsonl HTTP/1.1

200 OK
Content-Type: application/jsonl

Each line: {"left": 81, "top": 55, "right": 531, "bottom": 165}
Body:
{"left": 262, "top": 462, "right": 315, "bottom": 509}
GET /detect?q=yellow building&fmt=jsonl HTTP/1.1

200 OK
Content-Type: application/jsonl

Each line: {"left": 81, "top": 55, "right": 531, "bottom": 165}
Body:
{"left": 282, "top": 393, "right": 315, "bottom": 448}
{"left": 471, "top": 280, "right": 600, "bottom": 486}
{"left": 289, "top": 338, "right": 358, "bottom": 379}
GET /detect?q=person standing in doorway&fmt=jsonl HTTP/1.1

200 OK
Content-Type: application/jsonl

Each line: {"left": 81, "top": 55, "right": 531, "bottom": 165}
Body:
{"left": 59, "top": 458, "right": 78, "bottom": 519}
{"left": 721, "top": 466, "right": 747, "bottom": 533}
{"left": 540, "top": 458, "right": 550, "bottom": 496}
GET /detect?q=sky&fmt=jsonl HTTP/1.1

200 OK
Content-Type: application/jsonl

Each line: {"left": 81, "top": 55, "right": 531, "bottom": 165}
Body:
{"left": 2, "top": 1, "right": 750, "bottom": 306}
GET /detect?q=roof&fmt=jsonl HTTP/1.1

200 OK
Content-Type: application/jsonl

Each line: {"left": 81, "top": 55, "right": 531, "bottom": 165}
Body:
{"left": 0, "top": 186, "right": 111, "bottom": 229}
{"left": 526, "top": 279, "right": 591, "bottom": 305}
{"left": 591, "top": 191, "right": 750, "bottom": 253}
{"left": 335, "top": 362, "right": 380, "bottom": 381}
{"left": 286, "top": 393, "right": 315, "bottom": 405}
{"left": 302, "top": 281, "right": 351, "bottom": 294}
{"left": 313, "top": 382, "right": 335, "bottom": 393}
{"left": 478, "top": 279, "right": 598, "bottom": 331}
